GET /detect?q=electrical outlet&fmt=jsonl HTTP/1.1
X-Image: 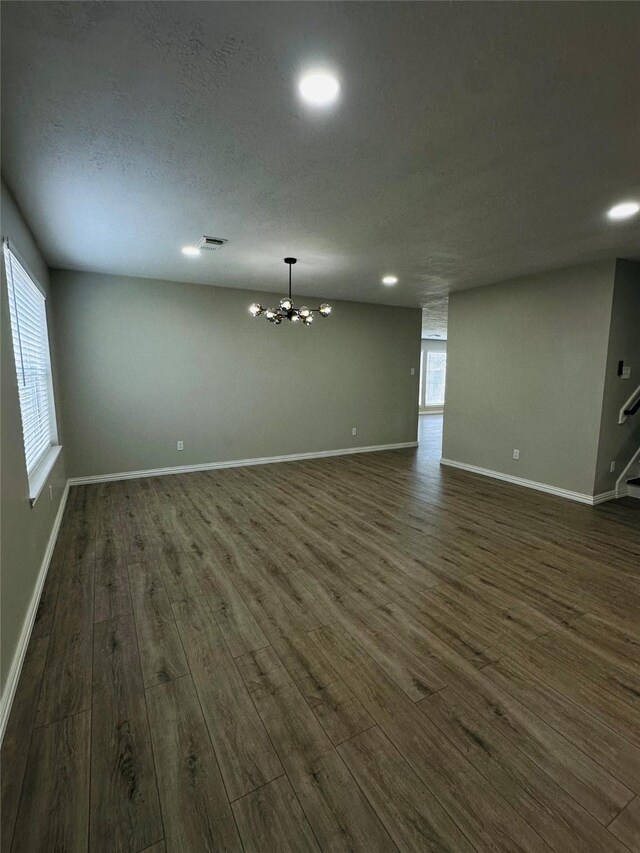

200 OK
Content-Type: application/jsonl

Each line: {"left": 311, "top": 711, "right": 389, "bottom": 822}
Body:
{"left": 512, "top": 449, "right": 520, "bottom": 460}
{"left": 352, "top": 427, "right": 357, "bottom": 436}
{"left": 621, "top": 366, "right": 631, "bottom": 380}
{"left": 610, "top": 460, "right": 616, "bottom": 473}
{"left": 410, "top": 367, "right": 415, "bottom": 376}
{"left": 177, "top": 440, "right": 184, "bottom": 451}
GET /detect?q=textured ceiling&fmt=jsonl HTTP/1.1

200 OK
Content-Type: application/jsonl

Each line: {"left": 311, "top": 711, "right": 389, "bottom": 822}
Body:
{"left": 422, "top": 298, "right": 449, "bottom": 340}
{"left": 2, "top": 1, "right": 639, "bottom": 308}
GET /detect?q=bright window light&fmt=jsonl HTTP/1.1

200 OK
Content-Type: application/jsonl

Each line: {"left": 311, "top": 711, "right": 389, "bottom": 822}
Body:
{"left": 3, "top": 241, "right": 60, "bottom": 496}
{"left": 420, "top": 351, "right": 447, "bottom": 408}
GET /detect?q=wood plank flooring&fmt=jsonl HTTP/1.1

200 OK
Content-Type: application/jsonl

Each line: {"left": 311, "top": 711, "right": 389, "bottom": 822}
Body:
{"left": 2, "top": 415, "right": 639, "bottom": 852}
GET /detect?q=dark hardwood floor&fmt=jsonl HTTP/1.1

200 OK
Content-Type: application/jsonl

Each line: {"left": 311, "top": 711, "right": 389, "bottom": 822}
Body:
{"left": 2, "top": 415, "right": 639, "bottom": 852}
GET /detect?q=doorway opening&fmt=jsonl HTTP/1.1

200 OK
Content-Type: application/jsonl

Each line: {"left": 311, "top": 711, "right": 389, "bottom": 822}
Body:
{"left": 419, "top": 298, "right": 448, "bottom": 459}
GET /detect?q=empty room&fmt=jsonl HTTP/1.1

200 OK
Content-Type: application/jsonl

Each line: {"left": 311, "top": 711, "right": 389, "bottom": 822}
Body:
{"left": 2, "top": 2, "right": 640, "bottom": 851}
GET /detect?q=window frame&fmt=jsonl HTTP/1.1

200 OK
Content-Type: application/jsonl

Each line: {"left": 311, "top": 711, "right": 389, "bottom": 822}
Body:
{"left": 3, "top": 239, "right": 62, "bottom": 505}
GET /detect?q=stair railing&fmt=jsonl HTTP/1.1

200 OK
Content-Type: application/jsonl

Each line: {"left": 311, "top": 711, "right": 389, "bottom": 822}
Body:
{"left": 619, "top": 383, "right": 640, "bottom": 424}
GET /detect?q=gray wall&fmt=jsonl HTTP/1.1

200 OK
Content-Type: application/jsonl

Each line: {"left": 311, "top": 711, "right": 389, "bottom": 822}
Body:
{"left": 594, "top": 259, "right": 640, "bottom": 494}
{"left": 1, "top": 182, "right": 67, "bottom": 694}
{"left": 51, "top": 270, "right": 421, "bottom": 478}
{"left": 442, "top": 261, "right": 615, "bottom": 496}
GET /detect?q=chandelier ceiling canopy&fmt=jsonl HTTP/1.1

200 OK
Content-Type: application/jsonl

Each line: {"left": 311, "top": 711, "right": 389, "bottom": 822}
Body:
{"left": 249, "top": 258, "right": 332, "bottom": 325}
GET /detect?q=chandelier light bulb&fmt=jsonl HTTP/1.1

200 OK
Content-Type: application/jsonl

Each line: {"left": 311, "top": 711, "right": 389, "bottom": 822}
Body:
{"left": 280, "top": 297, "right": 293, "bottom": 311}
{"left": 319, "top": 303, "right": 332, "bottom": 316}
{"left": 299, "top": 306, "right": 311, "bottom": 318}
{"left": 249, "top": 303, "right": 263, "bottom": 316}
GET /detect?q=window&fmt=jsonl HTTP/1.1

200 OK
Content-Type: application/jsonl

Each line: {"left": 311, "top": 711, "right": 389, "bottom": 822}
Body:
{"left": 425, "top": 352, "right": 446, "bottom": 406}
{"left": 3, "top": 242, "right": 60, "bottom": 501}
{"left": 419, "top": 350, "right": 447, "bottom": 408}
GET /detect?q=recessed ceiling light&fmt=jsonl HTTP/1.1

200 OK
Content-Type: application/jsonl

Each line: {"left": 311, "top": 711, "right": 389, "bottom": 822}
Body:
{"left": 298, "top": 72, "right": 340, "bottom": 106}
{"left": 182, "top": 246, "right": 200, "bottom": 256}
{"left": 607, "top": 201, "right": 640, "bottom": 221}
{"left": 382, "top": 275, "right": 398, "bottom": 286}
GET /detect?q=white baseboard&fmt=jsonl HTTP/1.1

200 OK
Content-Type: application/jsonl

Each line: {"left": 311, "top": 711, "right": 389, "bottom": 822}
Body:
{"left": 592, "top": 490, "right": 618, "bottom": 505}
{"left": 440, "top": 458, "right": 608, "bottom": 506}
{"left": 0, "top": 480, "right": 70, "bottom": 743}
{"left": 68, "top": 441, "right": 419, "bottom": 486}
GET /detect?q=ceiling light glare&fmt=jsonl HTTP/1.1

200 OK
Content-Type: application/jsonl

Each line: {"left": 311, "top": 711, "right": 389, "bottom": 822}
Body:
{"left": 299, "top": 72, "right": 340, "bottom": 106}
{"left": 382, "top": 275, "right": 398, "bottom": 285}
{"left": 606, "top": 201, "right": 640, "bottom": 221}
{"left": 182, "top": 246, "right": 200, "bottom": 256}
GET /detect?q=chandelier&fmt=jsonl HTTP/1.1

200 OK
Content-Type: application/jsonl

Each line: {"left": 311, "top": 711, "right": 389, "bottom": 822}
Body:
{"left": 249, "top": 258, "right": 332, "bottom": 325}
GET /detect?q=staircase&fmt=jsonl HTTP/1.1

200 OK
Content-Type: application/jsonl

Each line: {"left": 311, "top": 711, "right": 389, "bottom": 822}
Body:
{"left": 616, "top": 384, "right": 640, "bottom": 500}
{"left": 616, "top": 452, "right": 640, "bottom": 500}
{"left": 627, "top": 472, "right": 640, "bottom": 498}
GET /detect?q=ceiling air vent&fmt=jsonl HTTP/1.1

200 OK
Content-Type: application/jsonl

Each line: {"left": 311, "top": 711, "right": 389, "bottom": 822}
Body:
{"left": 196, "top": 236, "right": 228, "bottom": 251}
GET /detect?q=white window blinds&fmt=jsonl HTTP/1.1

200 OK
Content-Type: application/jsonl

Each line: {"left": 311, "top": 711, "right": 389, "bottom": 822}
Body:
{"left": 3, "top": 242, "right": 57, "bottom": 476}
